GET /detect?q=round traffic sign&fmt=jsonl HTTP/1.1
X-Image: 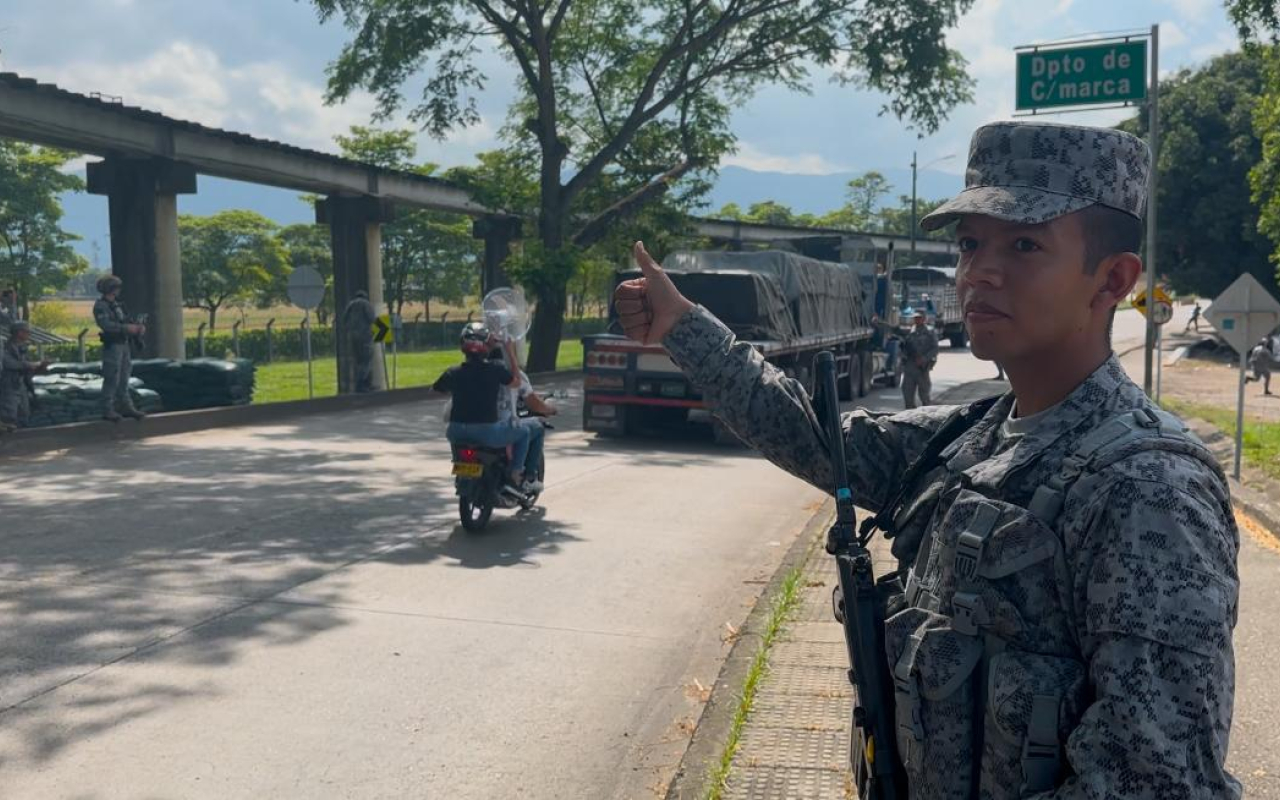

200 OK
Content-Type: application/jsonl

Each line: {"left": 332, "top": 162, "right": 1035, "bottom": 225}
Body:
{"left": 287, "top": 266, "right": 326, "bottom": 310}
{"left": 1151, "top": 301, "right": 1173, "bottom": 325}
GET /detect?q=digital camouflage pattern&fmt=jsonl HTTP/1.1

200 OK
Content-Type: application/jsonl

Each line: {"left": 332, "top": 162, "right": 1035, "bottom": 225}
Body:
{"left": 921, "top": 122, "right": 1150, "bottom": 231}
{"left": 664, "top": 307, "right": 1240, "bottom": 799}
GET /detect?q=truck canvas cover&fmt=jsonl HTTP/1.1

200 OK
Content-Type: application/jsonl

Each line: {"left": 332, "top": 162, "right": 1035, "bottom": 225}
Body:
{"left": 656, "top": 250, "right": 871, "bottom": 342}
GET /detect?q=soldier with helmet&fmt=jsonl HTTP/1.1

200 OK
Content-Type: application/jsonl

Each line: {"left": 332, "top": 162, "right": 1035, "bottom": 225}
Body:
{"left": 616, "top": 121, "right": 1240, "bottom": 798}
{"left": 0, "top": 321, "right": 50, "bottom": 428}
{"left": 432, "top": 322, "right": 538, "bottom": 493}
{"left": 94, "top": 275, "right": 146, "bottom": 421}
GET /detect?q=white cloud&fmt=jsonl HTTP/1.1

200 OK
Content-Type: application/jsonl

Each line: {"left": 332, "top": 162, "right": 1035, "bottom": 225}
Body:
{"left": 1161, "top": 20, "right": 1190, "bottom": 49}
{"left": 722, "top": 143, "right": 845, "bottom": 175}
{"left": 1170, "top": 0, "right": 1216, "bottom": 22}
{"left": 1190, "top": 29, "right": 1240, "bottom": 62}
{"left": 29, "top": 41, "right": 504, "bottom": 166}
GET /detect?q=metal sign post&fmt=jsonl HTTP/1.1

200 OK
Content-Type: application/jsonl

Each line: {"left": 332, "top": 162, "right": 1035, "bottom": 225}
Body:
{"left": 1205, "top": 272, "right": 1280, "bottom": 480}
{"left": 303, "top": 310, "right": 314, "bottom": 400}
{"left": 286, "top": 265, "right": 326, "bottom": 402}
{"left": 1144, "top": 23, "right": 1160, "bottom": 398}
{"left": 1014, "top": 26, "right": 1160, "bottom": 396}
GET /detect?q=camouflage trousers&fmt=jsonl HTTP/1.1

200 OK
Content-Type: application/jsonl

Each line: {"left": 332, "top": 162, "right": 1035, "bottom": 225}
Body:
{"left": 101, "top": 343, "right": 137, "bottom": 414}
{"left": 902, "top": 363, "right": 933, "bottom": 409}
{"left": 0, "top": 382, "right": 29, "bottom": 426}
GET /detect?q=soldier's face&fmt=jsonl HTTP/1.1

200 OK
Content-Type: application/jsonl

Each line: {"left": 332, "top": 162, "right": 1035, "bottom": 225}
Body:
{"left": 954, "top": 214, "right": 1099, "bottom": 362}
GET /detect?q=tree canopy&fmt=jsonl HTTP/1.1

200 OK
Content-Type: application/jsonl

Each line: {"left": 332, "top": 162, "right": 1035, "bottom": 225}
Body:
{"left": 311, "top": 0, "right": 977, "bottom": 369}
{"left": 0, "top": 141, "right": 87, "bottom": 311}
{"left": 1119, "top": 48, "right": 1278, "bottom": 297}
{"left": 179, "top": 210, "right": 288, "bottom": 331}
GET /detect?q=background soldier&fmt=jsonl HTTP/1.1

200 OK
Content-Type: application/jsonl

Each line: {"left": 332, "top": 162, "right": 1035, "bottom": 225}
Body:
{"left": 342, "top": 290, "right": 377, "bottom": 393}
{"left": 94, "top": 275, "right": 146, "bottom": 421}
{"left": 616, "top": 122, "right": 1240, "bottom": 798}
{"left": 900, "top": 307, "right": 938, "bottom": 408}
{"left": 0, "top": 322, "right": 49, "bottom": 428}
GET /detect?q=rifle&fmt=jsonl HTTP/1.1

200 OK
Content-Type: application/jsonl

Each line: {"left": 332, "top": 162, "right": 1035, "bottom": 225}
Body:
{"left": 814, "top": 351, "right": 907, "bottom": 800}
{"left": 129, "top": 313, "right": 149, "bottom": 357}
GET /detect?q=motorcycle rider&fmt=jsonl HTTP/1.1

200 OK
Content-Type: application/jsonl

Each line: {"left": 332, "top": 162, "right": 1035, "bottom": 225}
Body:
{"left": 433, "top": 322, "right": 535, "bottom": 492}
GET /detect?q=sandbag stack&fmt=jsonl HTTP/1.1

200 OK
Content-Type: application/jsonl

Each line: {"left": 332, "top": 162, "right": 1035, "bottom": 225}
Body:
{"left": 27, "top": 374, "right": 163, "bottom": 427}
{"left": 45, "top": 357, "right": 256, "bottom": 413}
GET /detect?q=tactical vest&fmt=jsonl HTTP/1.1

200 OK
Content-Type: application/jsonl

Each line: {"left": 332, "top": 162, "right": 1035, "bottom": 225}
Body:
{"left": 876, "top": 403, "right": 1222, "bottom": 800}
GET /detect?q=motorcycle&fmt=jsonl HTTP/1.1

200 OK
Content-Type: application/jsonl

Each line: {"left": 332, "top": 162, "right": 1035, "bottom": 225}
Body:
{"left": 451, "top": 410, "right": 550, "bottom": 532}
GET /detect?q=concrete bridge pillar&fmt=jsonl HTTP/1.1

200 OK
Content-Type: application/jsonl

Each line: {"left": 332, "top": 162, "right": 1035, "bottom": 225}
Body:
{"left": 317, "top": 196, "right": 393, "bottom": 394}
{"left": 86, "top": 157, "right": 195, "bottom": 360}
{"left": 472, "top": 215, "right": 522, "bottom": 296}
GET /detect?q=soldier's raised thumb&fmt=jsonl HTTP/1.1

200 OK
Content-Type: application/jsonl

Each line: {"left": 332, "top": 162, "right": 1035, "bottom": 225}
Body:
{"left": 633, "top": 241, "right": 664, "bottom": 280}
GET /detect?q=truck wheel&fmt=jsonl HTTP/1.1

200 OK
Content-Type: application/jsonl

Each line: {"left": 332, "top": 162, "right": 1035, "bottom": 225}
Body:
{"left": 949, "top": 328, "right": 969, "bottom": 348}
{"left": 857, "top": 350, "right": 873, "bottom": 397}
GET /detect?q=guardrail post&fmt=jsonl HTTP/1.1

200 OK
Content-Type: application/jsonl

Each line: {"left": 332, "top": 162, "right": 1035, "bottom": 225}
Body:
{"left": 197, "top": 322, "right": 207, "bottom": 358}
{"left": 232, "top": 320, "right": 242, "bottom": 358}
{"left": 265, "top": 318, "right": 275, "bottom": 362}
{"left": 77, "top": 328, "right": 89, "bottom": 362}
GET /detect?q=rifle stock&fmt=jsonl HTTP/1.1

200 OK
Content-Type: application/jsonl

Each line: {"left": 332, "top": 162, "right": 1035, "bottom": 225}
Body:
{"left": 815, "top": 350, "right": 906, "bottom": 800}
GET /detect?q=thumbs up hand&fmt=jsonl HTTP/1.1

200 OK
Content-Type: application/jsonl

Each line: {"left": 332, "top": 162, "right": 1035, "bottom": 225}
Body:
{"left": 613, "top": 241, "right": 695, "bottom": 345}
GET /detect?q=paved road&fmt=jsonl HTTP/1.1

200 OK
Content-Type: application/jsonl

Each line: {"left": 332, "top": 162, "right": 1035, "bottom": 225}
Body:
{"left": 0, "top": 333, "right": 1007, "bottom": 800}
{"left": 0, "top": 312, "right": 1165, "bottom": 799}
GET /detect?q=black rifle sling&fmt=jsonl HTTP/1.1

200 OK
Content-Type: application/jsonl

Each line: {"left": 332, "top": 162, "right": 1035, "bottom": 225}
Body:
{"left": 858, "top": 395, "right": 1002, "bottom": 546}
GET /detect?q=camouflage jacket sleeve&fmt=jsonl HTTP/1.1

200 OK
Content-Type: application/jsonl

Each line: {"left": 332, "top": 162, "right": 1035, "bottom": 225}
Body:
{"left": 93, "top": 299, "right": 126, "bottom": 334}
{"left": 920, "top": 330, "right": 939, "bottom": 362}
{"left": 1, "top": 344, "right": 26, "bottom": 372}
{"left": 663, "top": 306, "right": 955, "bottom": 512}
{"left": 1046, "top": 454, "right": 1241, "bottom": 798}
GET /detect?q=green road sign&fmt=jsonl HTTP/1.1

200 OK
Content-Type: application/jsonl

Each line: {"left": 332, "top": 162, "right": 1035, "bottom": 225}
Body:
{"left": 1016, "top": 40, "right": 1147, "bottom": 111}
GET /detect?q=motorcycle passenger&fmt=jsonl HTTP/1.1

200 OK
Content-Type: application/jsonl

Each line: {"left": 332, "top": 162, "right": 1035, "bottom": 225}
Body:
{"left": 492, "top": 346, "right": 557, "bottom": 491}
{"left": 433, "top": 323, "right": 533, "bottom": 491}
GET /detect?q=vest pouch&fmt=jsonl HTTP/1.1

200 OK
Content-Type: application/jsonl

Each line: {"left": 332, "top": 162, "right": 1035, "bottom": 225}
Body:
{"left": 885, "top": 606, "right": 982, "bottom": 800}
{"left": 982, "top": 650, "right": 1087, "bottom": 798}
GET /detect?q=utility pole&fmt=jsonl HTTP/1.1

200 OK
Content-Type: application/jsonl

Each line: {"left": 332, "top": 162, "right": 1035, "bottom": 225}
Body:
{"left": 910, "top": 151, "right": 918, "bottom": 257}
{"left": 1143, "top": 23, "right": 1160, "bottom": 396}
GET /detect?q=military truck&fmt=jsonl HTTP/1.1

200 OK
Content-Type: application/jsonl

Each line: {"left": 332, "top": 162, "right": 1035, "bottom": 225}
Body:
{"left": 581, "top": 250, "right": 898, "bottom": 439}
{"left": 894, "top": 265, "right": 966, "bottom": 347}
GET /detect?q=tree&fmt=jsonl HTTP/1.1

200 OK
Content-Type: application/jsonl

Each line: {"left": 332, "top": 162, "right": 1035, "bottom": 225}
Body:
{"left": 180, "top": 210, "right": 288, "bottom": 331}
{"left": 1119, "top": 48, "right": 1279, "bottom": 297}
{"left": 277, "top": 223, "right": 335, "bottom": 325}
{"left": 815, "top": 170, "right": 893, "bottom": 230}
{"left": 0, "top": 141, "right": 88, "bottom": 313}
{"left": 743, "top": 201, "right": 798, "bottom": 226}
{"left": 313, "top": 0, "right": 976, "bottom": 370}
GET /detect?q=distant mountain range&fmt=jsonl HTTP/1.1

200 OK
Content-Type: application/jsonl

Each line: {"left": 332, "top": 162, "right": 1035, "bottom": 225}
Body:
{"left": 60, "top": 165, "right": 963, "bottom": 262}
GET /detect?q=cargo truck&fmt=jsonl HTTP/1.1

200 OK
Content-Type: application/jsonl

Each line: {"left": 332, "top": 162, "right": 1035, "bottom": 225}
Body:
{"left": 582, "top": 250, "right": 900, "bottom": 439}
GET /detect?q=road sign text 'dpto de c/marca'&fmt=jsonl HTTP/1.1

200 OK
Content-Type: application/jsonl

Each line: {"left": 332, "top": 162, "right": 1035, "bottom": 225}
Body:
{"left": 1016, "top": 40, "right": 1147, "bottom": 111}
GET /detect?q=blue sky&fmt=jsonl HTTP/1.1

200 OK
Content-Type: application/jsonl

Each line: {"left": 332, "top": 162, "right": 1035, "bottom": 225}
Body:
{"left": 0, "top": 0, "right": 1243, "bottom": 211}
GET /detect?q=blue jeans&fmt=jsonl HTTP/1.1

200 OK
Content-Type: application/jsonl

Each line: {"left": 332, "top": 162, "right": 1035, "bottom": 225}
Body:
{"left": 518, "top": 418, "right": 545, "bottom": 475}
{"left": 447, "top": 421, "right": 531, "bottom": 475}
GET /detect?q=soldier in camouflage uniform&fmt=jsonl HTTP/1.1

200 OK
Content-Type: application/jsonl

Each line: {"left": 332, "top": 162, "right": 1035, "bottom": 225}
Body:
{"left": 0, "top": 322, "right": 49, "bottom": 427}
{"left": 94, "top": 275, "right": 146, "bottom": 421}
{"left": 615, "top": 121, "right": 1240, "bottom": 798}
{"left": 902, "top": 308, "right": 939, "bottom": 408}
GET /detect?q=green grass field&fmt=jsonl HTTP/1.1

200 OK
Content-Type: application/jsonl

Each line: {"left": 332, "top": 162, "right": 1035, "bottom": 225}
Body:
{"left": 252, "top": 340, "right": 585, "bottom": 404}
{"left": 1162, "top": 398, "right": 1280, "bottom": 482}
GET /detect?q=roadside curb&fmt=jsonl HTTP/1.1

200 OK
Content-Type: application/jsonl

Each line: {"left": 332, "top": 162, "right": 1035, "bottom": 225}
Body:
{"left": 664, "top": 498, "right": 834, "bottom": 800}
{"left": 0, "top": 367, "right": 581, "bottom": 457}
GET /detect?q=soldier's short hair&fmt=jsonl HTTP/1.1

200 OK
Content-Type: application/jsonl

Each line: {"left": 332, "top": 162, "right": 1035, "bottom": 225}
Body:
{"left": 1079, "top": 204, "right": 1144, "bottom": 276}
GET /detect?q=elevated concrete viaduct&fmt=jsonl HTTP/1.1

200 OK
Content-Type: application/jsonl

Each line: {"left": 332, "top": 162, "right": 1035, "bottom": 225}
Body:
{"left": 0, "top": 72, "right": 519, "bottom": 392}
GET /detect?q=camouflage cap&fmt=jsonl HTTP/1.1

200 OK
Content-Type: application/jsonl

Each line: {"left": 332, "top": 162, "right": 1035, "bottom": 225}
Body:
{"left": 920, "top": 121, "right": 1150, "bottom": 231}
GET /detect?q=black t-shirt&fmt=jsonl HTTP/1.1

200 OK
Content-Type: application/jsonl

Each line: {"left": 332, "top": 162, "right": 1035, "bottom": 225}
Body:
{"left": 433, "top": 361, "right": 513, "bottom": 424}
